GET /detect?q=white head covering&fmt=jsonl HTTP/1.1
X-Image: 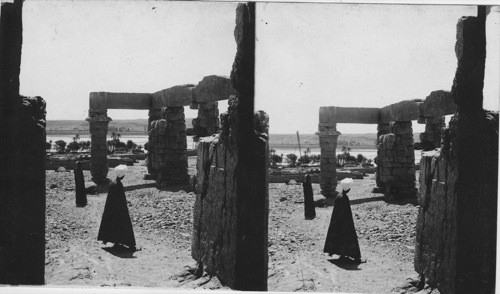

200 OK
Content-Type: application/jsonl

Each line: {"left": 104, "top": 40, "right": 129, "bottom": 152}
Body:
{"left": 340, "top": 178, "right": 353, "bottom": 192}
{"left": 115, "top": 164, "right": 128, "bottom": 178}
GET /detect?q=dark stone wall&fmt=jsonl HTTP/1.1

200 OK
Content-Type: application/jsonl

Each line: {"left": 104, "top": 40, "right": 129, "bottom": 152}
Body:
{"left": 0, "top": 0, "right": 46, "bottom": 284}
{"left": 192, "top": 3, "right": 269, "bottom": 291}
{"left": 415, "top": 9, "right": 497, "bottom": 294}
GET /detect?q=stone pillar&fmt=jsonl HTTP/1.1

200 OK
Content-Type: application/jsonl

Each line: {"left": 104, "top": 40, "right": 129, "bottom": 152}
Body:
{"left": 86, "top": 110, "right": 111, "bottom": 184}
{"left": 156, "top": 106, "right": 189, "bottom": 187}
{"left": 316, "top": 122, "right": 340, "bottom": 198}
{"left": 0, "top": 0, "right": 46, "bottom": 284}
{"left": 414, "top": 9, "right": 496, "bottom": 294}
{"left": 192, "top": 4, "right": 267, "bottom": 291}
{"left": 146, "top": 108, "right": 162, "bottom": 176}
{"left": 375, "top": 123, "right": 390, "bottom": 190}
{"left": 419, "top": 116, "right": 445, "bottom": 151}
{"left": 377, "top": 121, "right": 416, "bottom": 200}
{"left": 192, "top": 101, "right": 220, "bottom": 137}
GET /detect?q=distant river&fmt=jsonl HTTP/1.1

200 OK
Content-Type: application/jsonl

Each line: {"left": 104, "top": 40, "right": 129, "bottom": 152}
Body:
{"left": 47, "top": 134, "right": 423, "bottom": 163}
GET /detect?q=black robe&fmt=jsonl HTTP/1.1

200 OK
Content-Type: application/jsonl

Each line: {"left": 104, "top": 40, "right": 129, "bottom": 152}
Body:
{"left": 323, "top": 190, "right": 361, "bottom": 259}
{"left": 74, "top": 161, "right": 87, "bottom": 207}
{"left": 303, "top": 177, "right": 316, "bottom": 219}
{"left": 97, "top": 177, "right": 136, "bottom": 248}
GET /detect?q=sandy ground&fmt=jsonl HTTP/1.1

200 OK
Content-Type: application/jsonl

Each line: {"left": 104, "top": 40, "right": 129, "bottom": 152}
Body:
{"left": 44, "top": 158, "right": 419, "bottom": 293}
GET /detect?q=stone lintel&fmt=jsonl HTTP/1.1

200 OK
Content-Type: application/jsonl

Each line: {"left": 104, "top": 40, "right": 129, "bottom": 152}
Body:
{"left": 319, "top": 106, "right": 379, "bottom": 124}
{"left": 379, "top": 99, "right": 423, "bottom": 124}
{"left": 151, "top": 85, "right": 195, "bottom": 108}
{"left": 89, "top": 92, "right": 152, "bottom": 109}
{"left": 193, "top": 75, "right": 236, "bottom": 103}
{"left": 419, "top": 90, "right": 456, "bottom": 118}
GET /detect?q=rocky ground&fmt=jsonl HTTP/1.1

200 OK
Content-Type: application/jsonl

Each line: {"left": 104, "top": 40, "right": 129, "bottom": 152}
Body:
{"left": 44, "top": 158, "right": 421, "bottom": 293}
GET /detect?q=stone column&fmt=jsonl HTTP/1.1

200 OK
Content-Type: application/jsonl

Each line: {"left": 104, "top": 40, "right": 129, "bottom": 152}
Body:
{"left": 377, "top": 121, "right": 416, "bottom": 200}
{"left": 419, "top": 116, "right": 445, "bottom": 151}
{"left": 86, "top": 109, "right": 111, "bottom": 184}
{"left": 146, "top": 108, "right": 162, "bottom": 176}
{"left": 156, "top": 106, "right": 189, "bottom": 186}
{"left": 375, "top": 123, "right": 390, "bottom": 190}
{"left": 316, "top": 122, "right": 341, "bottom": 198}
{"left": 192, "top": 101, "right": 220, "bottom": 137}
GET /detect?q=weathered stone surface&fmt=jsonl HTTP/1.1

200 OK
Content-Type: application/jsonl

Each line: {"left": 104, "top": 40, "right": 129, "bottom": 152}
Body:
{"left": 192, "top": 4, "right": 267, "bottom": 291}
{"left": 415, "top": 111, "right": 497, "bottom": 294}
{"left": 0, "top": 1, "right": 46, "bottom": 284}
{"left": 419, "top": 91, "right": 456, "bottom": 118}
{"left": 419, "top": 116, "right": 445, "bottom": 151}
{"left": 316, "top": 129, "right": 341, "bottom": 198}
{"left": 193, "top": 75, "right": 236, "bottom": 103}
{"left": 375, "top": 123, "right": 391, "bottom": 188}
{"left": 86, "top": 114, "right": 112, "bottom": 184}
{"left": 451, "top": 15, "right": 486, "bottom": 112}
{"left": 415, "top": 9, "right": 496, "bottom": 294}
{"left": 151, "top": 85, "right": 195, "bottom": 108}
{"left": 377, "top": 121, "right": 416, "bottom": 200}
{"left": 89, "top": 92, "right": 152, "bottom": 110}
{"left": 380, "top": 99, "right": 423, "bottom": 124}
{"left": 319, "top": 106, "right": 379, "bottom": 124}
{"left": 149, "top": 107, "right": 189, "bottom": 187}
{"left": 192, "top": 102, "right": 220, "bottom": 137}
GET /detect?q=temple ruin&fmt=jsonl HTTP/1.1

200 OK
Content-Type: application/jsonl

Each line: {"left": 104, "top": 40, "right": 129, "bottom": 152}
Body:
{"left": 0, "top": 1, "right": 496, "bottom": 292}
{"left": 86, "top": 75, "right": 235, "bottom": 185}
{"left": 317, "top": 90, "right": 456, "bottom": 200}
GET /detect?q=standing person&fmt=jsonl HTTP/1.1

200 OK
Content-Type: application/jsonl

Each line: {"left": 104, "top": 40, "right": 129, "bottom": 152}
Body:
{"left": 303, "top": 174, "right": 316, "bottom": 219}
{"left": 98, "top": 165, "right": 136, "bottom": 251}
{"left": 323, "top": 178, "right": 361, "bottom": 263}
{"left": 74, "top": 161, "right": 87, "bottom": 207}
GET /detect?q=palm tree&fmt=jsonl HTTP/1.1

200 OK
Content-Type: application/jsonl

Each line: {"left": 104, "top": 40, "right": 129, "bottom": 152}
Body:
{"left": 73, "top": 134, "right": 80, "bottom": 143}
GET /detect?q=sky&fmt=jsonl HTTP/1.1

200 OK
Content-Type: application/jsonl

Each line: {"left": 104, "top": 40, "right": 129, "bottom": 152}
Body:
{"left": 19, "top": 1, "right": 498, "bottom": 134}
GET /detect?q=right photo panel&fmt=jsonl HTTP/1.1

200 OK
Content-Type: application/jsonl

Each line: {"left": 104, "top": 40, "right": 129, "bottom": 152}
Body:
{"left": 255, "top": 3, "right": 498, "bottom": 294}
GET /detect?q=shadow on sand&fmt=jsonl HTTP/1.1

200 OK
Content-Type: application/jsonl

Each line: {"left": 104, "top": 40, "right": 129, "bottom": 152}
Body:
{"left": 124, "top": 183, "right": 157, "bottom": 192}
{"left": 350, "top": 196, "right": 385, "bottom": 205}
{"left": 350, "top": 195, "right": 418, "bottom": 206}
{"left": 328, "top": 258, "right": 362, "bottom": 271}
{"left": 102, "top": 246, "right": 137, "bottom": 259}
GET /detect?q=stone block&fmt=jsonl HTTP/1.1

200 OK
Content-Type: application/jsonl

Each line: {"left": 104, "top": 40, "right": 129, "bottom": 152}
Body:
{"left": 89, "top": 92, "right": 152, "bottom": 110}
{"left": 419, "top": 90, "right": 456, "bottom": 118}
{"left": 194, "top": 75, "right": 236, "bottom": 103}
{"left": 152, "top": 85, "right": 194, "bottom": 108}
{"left": 390, "top": 121, "right": 413, "bottom": 135}
{"left": 380, "top": 100, "right": 422, "bottom": 123}
{"left": 319, "top": 106, "right": 380, "bottom": 124}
